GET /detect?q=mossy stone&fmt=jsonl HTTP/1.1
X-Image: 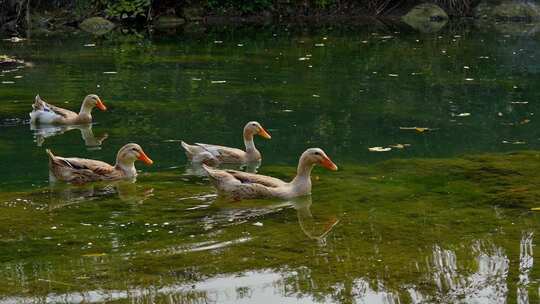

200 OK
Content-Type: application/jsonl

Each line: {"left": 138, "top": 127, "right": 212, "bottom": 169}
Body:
{"left": 402, "top": 3, "right": 448, "bottom": 33}
{"left": 154, "top": 16, "right": 186, "bottom": 28}
{"left": 492, "top": 1, "right": 540, "bottom": 20}
{"left": 79, "top": 17, "right": 115, "bottom": 35}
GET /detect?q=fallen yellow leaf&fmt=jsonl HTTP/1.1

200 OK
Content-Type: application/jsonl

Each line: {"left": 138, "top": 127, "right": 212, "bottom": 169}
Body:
{"left": 82, "top": 253, "right": 107, "bottom": 257}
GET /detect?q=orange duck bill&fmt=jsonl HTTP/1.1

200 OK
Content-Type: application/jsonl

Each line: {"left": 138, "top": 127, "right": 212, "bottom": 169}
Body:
{"left": 258, "top": 127, "right": 272, "bottom": 139}
{"left": 137, "top": 151, "right": 153, "bottom": 165}
{"left": 320, "top": 156, "right": 338, "bottom": 171}
{"left": 96, "top": 98, "right": 107, "bottom": 111}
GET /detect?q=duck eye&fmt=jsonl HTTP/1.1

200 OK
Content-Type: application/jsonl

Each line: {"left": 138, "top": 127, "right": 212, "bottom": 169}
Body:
{"left": 314, "top": 152, "right": 320, "bottom": 156}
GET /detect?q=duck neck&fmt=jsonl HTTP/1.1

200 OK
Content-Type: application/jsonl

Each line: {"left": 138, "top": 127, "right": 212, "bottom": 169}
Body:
{"left": 244, "top": 132, "right": 260, "bottom": 159}
{"left": 115, "top": 158, "right": 137, "bottom": 178}
{"left": 78, "top": 101, "right": 93, "bottom": 118}
{"left": 291, "top": 160, "right": 314, "bottom": 195}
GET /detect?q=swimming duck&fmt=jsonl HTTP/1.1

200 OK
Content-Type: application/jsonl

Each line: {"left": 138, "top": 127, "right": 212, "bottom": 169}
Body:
{"left": 30, "top": 94, "right": 107, "bottom": 125}
{"left": 181, "top": 121, "right": 271, "bottom": 165}
{"left": 47, "top": 143, "right": 153, "bottom": 184}
{"left": 203, "top": 148, "right": 337, "bottom": 200}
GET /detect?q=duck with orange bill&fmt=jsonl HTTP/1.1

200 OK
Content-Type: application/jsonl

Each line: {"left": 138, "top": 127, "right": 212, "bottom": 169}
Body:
{"left": 181, "top": 121, "right": 272, "bottom": 166}
{"left": 29, "top": 94, "right": 107, "bottom": 125}
{"left": 203, "top": 148, "right": 337, "bottom": 200}
{"left": 46, "top": 143, "right": 153, "bottom": 184}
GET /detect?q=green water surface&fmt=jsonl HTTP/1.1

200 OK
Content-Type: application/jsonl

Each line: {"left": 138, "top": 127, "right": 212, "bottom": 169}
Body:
{"left": 1, "top": 22, "right": 540, "bottom": 303}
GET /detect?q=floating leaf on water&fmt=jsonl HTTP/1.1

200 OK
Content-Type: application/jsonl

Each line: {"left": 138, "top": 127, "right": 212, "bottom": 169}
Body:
{"left": 298, "top": 57, "right": 310, "bottom": 61}
{"left": 390, "top": 144, "right": 410, "bottom": 149}
{"left": 253, "top": 222, "right": 263, "bottom": 227}
{"left": 388, "top": 74, "right": 399, "bottom": 77}
{"left": 465, "top": 78, "right": 474, "bottom": 81}
{"left": 520, "top": 119, "right": 531, "bottom": 125}
{"left": 380, "top": 36, "right": 393, "bottom": 39}
{"left": 361, "top": 40, "right": 368, "bottom": 44}
{"left": 103, "top": 71, "right": 117, "bottom": 74}
{"left": 2, "top": 81, "right": 15, "bottom": 84}
{"left": 502, "top": 140, "right": 526, "bottom": 144}
{"left": 368, "top": 147, "right": 392, "bottom": 152}
{"left": 237, "top": 43, "right": 244, "bottom": 47}
{"left": 4, "top": 37, "right": 25, "bottom": 42}
{"left": 531, "top": 207, "right": 540, "bottom": 211}
{"left": 312, "top": 94, "right": 320, "bottom": 98}
{"left": 399, "top": 127, "right": 434, "bottom": 133}
{"left": 498, "top": 112, "right": 503, "bottom": 117}
{"left": 214, "top": 40, "right": 223, "bottom": 44}
{"left": 315, "top": 43, "right": 325, "bottom": 47}
{"left": 185, "top": 204, "right": 211, "bottom": 210}
{"left": 84, "top": 44, "right": 96, "bottom": 47}
{"left": 282, "top": 109, "right": 293, "bottom": 112}
{"left": 463, "top": 66, "right": 470, "bottom": 69}
{"left": 191, "top": 78, "right": 202, "bottom": 81}
{"left": 13, "top": 75, "right": 23, "bottom": 78}
{"left": 82, "top": 253, "right": 107, "bottom": 257}
{"left": 456, "top": 113, "right": 471, "bottom": 117}
{"left": 211, "top": 80, "right": 227, "bottom": 84}
{"left": 511, "top": 101, "right": 528, "bottom": 104}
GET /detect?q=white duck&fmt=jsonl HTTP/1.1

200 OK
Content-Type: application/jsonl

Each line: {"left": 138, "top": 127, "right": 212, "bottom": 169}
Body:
{"left": 30, "top": 94, "right": 107, "bottom": 125}
{"left": 181, "top": 121, "right": 271, "bottom": 165}
{"left": 203, "top": 148, "right": 338, "bottom": 200}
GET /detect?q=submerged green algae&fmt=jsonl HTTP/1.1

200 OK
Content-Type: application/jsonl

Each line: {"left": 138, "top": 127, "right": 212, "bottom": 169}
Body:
{"left": 0, "top": 151, "right": 539, "bottom": 303}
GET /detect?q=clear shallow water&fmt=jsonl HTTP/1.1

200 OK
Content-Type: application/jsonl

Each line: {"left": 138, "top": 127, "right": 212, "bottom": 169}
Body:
{"left": 1, "top": 22, "right": 540, "bottom": 303}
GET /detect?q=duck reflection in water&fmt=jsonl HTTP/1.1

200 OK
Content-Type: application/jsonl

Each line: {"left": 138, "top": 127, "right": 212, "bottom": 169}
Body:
{"left": 31, "top": 123, "right": 108, "bottom": 149}
{"left": 45, "top": 179, "right": 154, "bottom": 209}
{"left": 209, "top": 195, "right": 338, "bottom": 242}
{"left": 290, "top": 196, "right": 339, "bottom": 244}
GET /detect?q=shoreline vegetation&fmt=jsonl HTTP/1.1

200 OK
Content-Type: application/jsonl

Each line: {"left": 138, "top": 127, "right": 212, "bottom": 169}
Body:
{"left": 1, "top": 0, "right": 540, "bottom": 36}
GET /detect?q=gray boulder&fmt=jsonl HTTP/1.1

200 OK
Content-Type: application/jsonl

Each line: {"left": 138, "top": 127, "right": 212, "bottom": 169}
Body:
{"left": 79, "top": 17, "right": 115, "bottom": 35}
{"left": 402, "top": 3, "right": 448, "bottom": 33}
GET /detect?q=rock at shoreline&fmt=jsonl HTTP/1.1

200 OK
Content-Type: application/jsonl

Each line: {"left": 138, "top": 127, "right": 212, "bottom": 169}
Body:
{"left": 79, "top": 17, "right": 115, "bottom": 35}
{"left": 475, "top": 1, "right": 540, "bottom": 21}
{"left": 402, "top": 3, "right": 448, "bottom": 33}
{"left": 154, "top": 16, "right": 186, "bottom": 28}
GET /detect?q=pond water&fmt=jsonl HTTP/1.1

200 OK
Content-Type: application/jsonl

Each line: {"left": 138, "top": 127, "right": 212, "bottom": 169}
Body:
{"left": 1, "top": 21, "right": 540, "bottom": 303}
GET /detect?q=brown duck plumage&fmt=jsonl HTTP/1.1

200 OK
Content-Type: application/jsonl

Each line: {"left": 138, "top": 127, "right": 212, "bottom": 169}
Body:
{"left": 47, "top": 143, "right": 153, "bottom": 184}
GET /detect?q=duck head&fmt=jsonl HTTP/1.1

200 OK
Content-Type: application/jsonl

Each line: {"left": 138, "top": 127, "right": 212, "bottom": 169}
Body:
{"left": 244, "top": 121, "right": 271, "bottom": 139}
{"left": 300, "top": 148, "right": 338, "bottom": 171}
{"left": 82, "top": 94, "right": 107, "bottom": 111}
{"left": 116, "top": 143, "right": 153, "bottom": 166}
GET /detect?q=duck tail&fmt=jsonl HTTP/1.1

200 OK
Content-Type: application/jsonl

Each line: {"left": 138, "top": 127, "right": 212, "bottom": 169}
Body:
{"left": 180, "top": 140, "right": 196, "bottom": 159}
{"left": 32, "top": 94, "right": 44, "bottom": 110}
{"left": 201, "top": 164, "right": 217, "bottom": 179}
{"left": 45, "top": 149, "right": 55, "bottom": 160}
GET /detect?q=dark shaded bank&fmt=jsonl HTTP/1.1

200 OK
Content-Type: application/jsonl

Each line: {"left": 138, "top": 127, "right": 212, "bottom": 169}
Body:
{"left": 1, "top": 0, "right": 474, "bottom": 34}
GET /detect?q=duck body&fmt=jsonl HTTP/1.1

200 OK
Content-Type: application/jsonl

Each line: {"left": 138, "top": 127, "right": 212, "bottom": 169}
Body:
{"left": 47, "top": 143, "right": 153, "bottom": 184}
{"left": 30, "top": 94, "right": 106, "bottom": 125}
{"left": 181, "top": 121, "right": 271, "bottom": 165}
{"left": 203, "top": 148, "right": 338, "bottom": 200}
